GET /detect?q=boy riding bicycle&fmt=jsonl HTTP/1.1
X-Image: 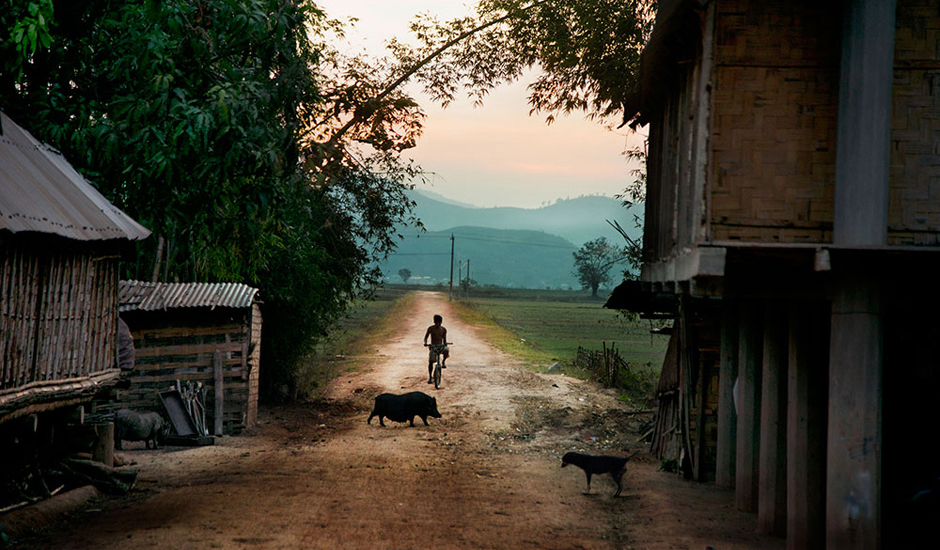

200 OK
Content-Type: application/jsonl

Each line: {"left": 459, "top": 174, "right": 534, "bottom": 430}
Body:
{"left": 424, "top": 314, "right": 449, "bottom": 384}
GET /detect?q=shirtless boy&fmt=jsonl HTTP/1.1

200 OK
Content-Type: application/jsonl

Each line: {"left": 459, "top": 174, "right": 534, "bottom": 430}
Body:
{"left": 424, "top": 314, "right": 449, "bottom": 384}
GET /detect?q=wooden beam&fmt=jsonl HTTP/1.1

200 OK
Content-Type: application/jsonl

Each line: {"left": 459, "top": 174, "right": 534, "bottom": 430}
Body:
{"left": 735, "top": 301, "right": 763, "bottom": 512}
{"left": 758, "top": 302, "right": 787, "bottom": 535}
{"left": 716, "top": 297, "right": 738, "bottom": 488}
{"left": 827, "top": 276, "right": 883, "bottom": 548}
{"left": 787, "top": 301, "right": 828, "bottom": 550}
{"left": 833, "top": 0, "right": 896, "bottom": 247}
{"left": 640, "top": 246, "right": 727, "bottom": 284}
{"left": 213, "top": 350, "right": 224, "bottom": 436}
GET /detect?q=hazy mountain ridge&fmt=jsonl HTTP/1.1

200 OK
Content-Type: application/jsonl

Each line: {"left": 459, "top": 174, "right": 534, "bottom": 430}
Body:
{"left": 406, "top": 190, "right": 641, "bottom": 247}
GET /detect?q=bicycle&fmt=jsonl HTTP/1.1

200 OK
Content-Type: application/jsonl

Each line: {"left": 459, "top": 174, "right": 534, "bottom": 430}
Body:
{"left": 424, "top": 342, "right": 452, "bottom": 389}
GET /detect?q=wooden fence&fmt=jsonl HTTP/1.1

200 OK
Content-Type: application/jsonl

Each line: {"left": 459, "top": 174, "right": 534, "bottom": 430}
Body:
{"left": 575, "top": 342, "right": 644, "bottom": 390}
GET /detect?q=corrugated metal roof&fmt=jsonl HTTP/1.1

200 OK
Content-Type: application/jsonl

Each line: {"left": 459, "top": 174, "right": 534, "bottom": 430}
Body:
{"left": 0, "top": 111, "right": 151, "bottom": 241}
{"left": 119, "top": 280, "right": 260, "bottom": 312}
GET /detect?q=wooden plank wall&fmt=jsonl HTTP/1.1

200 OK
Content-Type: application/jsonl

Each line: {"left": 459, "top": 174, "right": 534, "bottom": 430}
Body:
{"left": 889, "top": 0, "right": 940, "bottom": 245}
{"left": 114, "top": 313, "right": 258, "bottom": 434}
{"left": 1, "top": 243, "right": 119, "bottom": 397}
{"left": 710, "top": 0, "right": 841, "bottom": 243}
{"left": 246, "top": 303, "right": 262, "bottom": 428}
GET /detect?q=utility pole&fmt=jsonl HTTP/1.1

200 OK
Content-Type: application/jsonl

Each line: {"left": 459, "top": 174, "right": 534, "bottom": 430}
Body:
{"left": 466, "top": 258, "right": 471, "bottom": 297}
{"left": 448, "top": 233, "right": 455, "bottom": 301}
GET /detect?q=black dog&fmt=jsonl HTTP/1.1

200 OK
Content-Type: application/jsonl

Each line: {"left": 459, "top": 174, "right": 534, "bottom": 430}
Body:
{"left": 561, "top": 451, "right": 639, "bottom": 496}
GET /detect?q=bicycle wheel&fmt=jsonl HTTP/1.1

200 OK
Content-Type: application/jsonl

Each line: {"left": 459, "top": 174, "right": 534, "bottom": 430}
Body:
{"left": 433, "top": 359, "right": 442, "bottom": 389}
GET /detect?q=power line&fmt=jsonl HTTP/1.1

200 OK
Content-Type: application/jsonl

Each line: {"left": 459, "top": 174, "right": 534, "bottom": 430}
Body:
{"left": 391, "top": 252, "right": 451, "bottom": 256}
{"left": 403, "top": 232, "right": 577, "bottom": 249}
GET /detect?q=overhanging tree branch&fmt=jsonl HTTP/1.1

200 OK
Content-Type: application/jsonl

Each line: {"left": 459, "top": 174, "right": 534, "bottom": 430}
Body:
{"left": 324, "top": 0, "right": 552, "bottom": 151}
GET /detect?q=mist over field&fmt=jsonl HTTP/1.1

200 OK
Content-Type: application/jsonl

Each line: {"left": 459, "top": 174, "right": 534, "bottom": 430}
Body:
{"left": 380, "top": 191, "right": 641, "bottom": 289}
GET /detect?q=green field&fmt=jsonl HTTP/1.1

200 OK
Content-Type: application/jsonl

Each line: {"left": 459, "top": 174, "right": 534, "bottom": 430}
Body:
{"left": 452, "top": 290, "right": 670, "bottom": 376}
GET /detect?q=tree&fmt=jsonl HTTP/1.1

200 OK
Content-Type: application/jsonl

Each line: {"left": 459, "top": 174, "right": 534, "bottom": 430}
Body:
{"left": 398, "top": 268, "right": 412, "bottom": 283}
{"left": 573, "top": 238, "right": 628, "bottom": 297}
{"left": 459, "top": 277, "right": 477, "bottom": 293}
{"left": 0, "top": 0, "right": 423, "bottom": 398}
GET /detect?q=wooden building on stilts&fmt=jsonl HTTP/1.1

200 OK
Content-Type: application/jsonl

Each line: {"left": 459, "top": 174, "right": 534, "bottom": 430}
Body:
{"left": 609, "top": 0, "right": 940, "bottom": 547}
{"left": 0, "top": 111, "right": 151, "bottom": 426}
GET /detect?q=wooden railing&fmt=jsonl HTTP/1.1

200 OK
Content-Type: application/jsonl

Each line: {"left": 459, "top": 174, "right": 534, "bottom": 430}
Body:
{"left": 574, "top": 342, "right": 655, "bottom": 394}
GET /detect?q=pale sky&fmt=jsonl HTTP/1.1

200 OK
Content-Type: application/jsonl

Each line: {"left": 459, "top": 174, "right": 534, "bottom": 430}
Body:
{"left": 315, "top": 0, "right": 644, "bottom": 209}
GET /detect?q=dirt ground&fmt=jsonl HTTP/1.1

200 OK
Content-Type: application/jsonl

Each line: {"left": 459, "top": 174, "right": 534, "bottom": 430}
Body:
{"left": 20, "top": 292, "right": 785, "bottom": 550}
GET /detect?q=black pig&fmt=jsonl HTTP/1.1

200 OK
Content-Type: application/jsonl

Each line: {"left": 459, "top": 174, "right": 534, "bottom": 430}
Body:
{"left": 114, "top": 409, "right": 169, "bottom": 450}
{"left": 367, "top": 392, "right": 442, "bottom": 427}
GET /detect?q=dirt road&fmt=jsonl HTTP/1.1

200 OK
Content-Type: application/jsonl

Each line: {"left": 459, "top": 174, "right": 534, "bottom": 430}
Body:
{"left": 24, "top": 291, "right": 783, "bottom": 550}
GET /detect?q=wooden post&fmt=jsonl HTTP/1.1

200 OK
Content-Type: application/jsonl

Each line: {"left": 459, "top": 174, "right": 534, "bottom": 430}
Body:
{"left": 787, "top": 301, "right": 828, "bottom": 550}
{"left": 827, "top": 0, "right": 895, "bottom": 544}
{"left": 833, "top": 0, "right": 896, "bottom": 248}
{"left": 213, "top": 349, "right": 224, "bottom": 436}
{"left": 678, "top": 297, "right": 696, "bottom": 479}
{"left": 736, "top": 301, "right": 762, "bottom": 512}
{"left": 758, "top": 302, "right": 787, "bottom": 535}
{"left": 448, "top": 233, "right": 454, "bottom": 301}
{"left": 91, "top": 422, "right": 114, "bottom": 467}
{"left": 716, "top": 298, "right": 739, "bottom": 488}
{"left": 827, "top": 276, "right": 882, "bottom": 548}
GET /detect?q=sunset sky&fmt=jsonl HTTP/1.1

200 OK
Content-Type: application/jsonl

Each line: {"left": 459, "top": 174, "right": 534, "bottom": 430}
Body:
{"left": 315, "top": 0, "right": 645, "bottom": 208}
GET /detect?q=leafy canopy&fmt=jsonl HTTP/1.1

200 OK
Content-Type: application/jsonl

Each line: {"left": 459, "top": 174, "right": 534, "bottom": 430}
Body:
{"left": 573, "top": 237, "right": 629, "bottom": 297}
{"left": 0, "top": 0, "right": 424, "bottom": 397}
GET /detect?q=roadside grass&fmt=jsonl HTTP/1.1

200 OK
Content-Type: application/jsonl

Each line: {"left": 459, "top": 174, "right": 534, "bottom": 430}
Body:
{"left": 452, "top": 293, "right": 670, "bottom": 398}
{"left": 293, "top": 288, "right": 415, "bottom": 398}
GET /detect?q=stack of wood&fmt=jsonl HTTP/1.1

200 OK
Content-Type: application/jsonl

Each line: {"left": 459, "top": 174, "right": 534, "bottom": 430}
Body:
{"left": 175, "top": 380, "right": 208, "bottom": 436}
{"left": 51, "top": 459, "right": 138, "bottom": 495}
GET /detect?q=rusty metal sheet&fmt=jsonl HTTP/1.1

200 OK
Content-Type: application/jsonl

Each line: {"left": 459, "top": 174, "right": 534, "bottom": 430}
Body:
{"left": 0, "top": 111, "right": 151, "bottom": 241}
{"left": 119, "top": 280, "right": 260, "bottom": 312}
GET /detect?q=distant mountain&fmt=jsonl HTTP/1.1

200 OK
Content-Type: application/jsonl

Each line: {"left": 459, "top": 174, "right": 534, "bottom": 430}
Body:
{"left": 411, "top": 189, "right": 481, "bottom": 209}
{"left": 382, "top": 226, "right": 582, "bottom": 289}
{"left": 406, "top": 190, "right": 642, "bottom": 247}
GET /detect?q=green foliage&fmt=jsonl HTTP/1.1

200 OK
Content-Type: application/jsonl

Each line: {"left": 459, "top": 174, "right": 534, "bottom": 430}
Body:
{"left": 613, "top": 138, "right": 647, "bottom": 275}
{"left": 572, "top": 237, "right": 628, "bottom": 297}
{"left": 292, "top": 289, "right": 415, "bottom": 400}
{"left": 398, "top": 268, "right": 412, "bottom": 283}
{"left": 389, "top": 0, "right": 656, "bottom": 125}
{"left": 4, "top": 0, "right": 53, "bottom": 73}
{"left": 0, "top": 0, "right": 422, "bottom": 399}
{"left": 459, "top": 276, "right": 477, "bottom": 293}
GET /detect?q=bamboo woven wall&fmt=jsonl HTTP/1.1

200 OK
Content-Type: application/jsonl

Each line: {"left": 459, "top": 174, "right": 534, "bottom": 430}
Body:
{"left": 114, "top": 309, "right": 260, "bottom": 434}
{"left": 1, "top": 242, "right": 119, "bottom": 399}
{"left": 889, "top": 0, "right": 940, "bottom": 245}
{"left": 710, "top": 0, "right": 841, "bottom": 243}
